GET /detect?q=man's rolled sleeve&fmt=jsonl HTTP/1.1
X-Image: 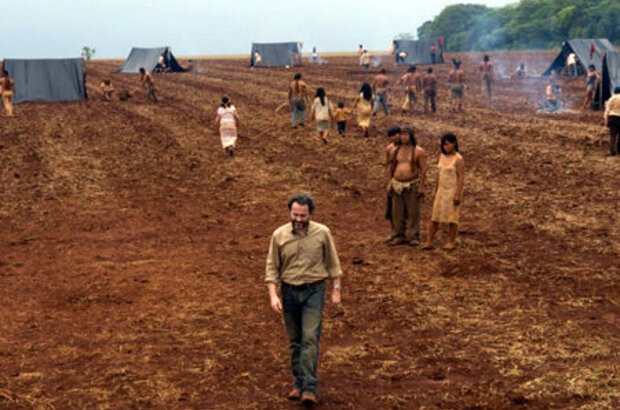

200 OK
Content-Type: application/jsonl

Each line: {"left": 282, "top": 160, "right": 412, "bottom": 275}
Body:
{"left": 265, "top": 234, "right": 281, "bottom": 284}
{"left": 324, "top": 229, "right": 343, "bottom": 279}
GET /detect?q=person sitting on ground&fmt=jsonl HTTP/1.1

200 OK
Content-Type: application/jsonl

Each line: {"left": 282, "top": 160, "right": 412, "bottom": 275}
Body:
{"left": 511, "top": 63, "right": 527, "bottom": 78}
{"left": 423, "top": 133, "right": 465, "bottom": 251}
{"left": 353, "top": 83, "right": 373, "bottom": 137}
{"left": 582, "top": 64, "right": 601, "bottom": 110}
{"left": 99, "top": 79, "right": 115, "bottom": 101}
{"left": 448, "top": 60, "right": 465, "bottom": 112}
{"left": 333, "top": 102, "right": 352, "bottom": 136}
{"left": 215, "top": 96, "right": 240, "bottom": 157}
{"left": 604, "top": 86, "right": 620, "bottom": 156}
{"left": 309, "top": 87, "right": 334, "bottom": 145}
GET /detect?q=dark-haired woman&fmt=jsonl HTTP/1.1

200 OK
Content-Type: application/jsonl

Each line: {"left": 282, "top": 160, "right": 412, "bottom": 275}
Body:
{"left": 353, "top": 83, "right": 373, "bottom": 137}
{"left": 423, "top": 133, "right": 465, "bottom": 250}
{"left": 309, "top": 87, "right": 334, "bottom": 144}
{"left": 215, "top": 96, "right": 240, "bottom": 157}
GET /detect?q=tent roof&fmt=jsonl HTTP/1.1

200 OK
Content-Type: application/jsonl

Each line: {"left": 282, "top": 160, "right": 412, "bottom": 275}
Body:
{"left": 3, "top": 58, "right": 86, "bottom": 104}
{"left": 543, "top": 38, "right": 616, "bottom": 76}
{"left": 393, "top": 38, "right": 444, "bottom": 65}
{"left": 251, "top": 42, "right": 300, "bottom": 67}
{"left": 118, "top": 47, "right": 186, "bottom": 73}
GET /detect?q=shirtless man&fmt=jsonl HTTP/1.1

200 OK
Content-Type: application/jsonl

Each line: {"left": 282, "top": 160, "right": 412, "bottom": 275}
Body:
{"left": 99, "top": 79, "right": 115, "bottom": 101}
{"left": 393, "top": 66, "right": 421, "bottom": 113}
{"left": 479, "top": 55, "right": 494, "bottom": 99}
{"left": 372, "top": 69, "right": 390, "bottom": 116}
{"left": 139, "top": 67, "right": 157, "bottom": 103}
{"left": 360, "top": 50, "right": 371, "bottom": 73}
{"left": 0, "top": 70, "right": 15, "bottom": 117}
{"left": 582, "top": 64, "right": 600, "bottom": 109}
{"left": 430, "top": 44, "right": 438, "bottom": 64}
{"left": 385, "top": 125, "right": 427, "bottom": 246}
{"left": 289, "top": 73, "right": 308, "bottom": 128}
{"left": 448, "top": 60, "right": 465, "bottom": 112}
{"left": 423, "top": 67, "right": 438, "bottom": 113}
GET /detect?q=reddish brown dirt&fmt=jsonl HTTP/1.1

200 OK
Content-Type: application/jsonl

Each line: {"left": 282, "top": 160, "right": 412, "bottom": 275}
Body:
{"left": 1, "top": 51, "right": 618, "bottom": 409}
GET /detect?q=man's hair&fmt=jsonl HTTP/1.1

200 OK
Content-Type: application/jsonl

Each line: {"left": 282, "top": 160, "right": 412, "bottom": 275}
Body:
{"left": 294, "top": 73, "right": 302, "bottom": 80}
{"left": 387, "top": 125, "right": 401, "bottom": 137}
{"left": 403, "top": 127, "right": 417, "bottom": 147}
{"left": 103, "top": 79, "right": 111, "bottom": 85}
{"left": 408, "top": 66, "right": 416, "bottom": 73}
{"left": 452, "top": 59, "right": 461, "bottom": 69}
{"left": 588, "top": 64, "right": 595, "bottom": 70}
{"left": 139, "top": 67, "right": 146, "bottom": 73}
{"left": 380, "top": 68, "right": 386, "bottom": 74}
{"left": 614, "top": 86, "right": 620, "bottom": 94}
{"left": 288, "top": 193, "right": 315, "bottom": 213}
{"left": 427, "top": 67, "right": 433, "bottom": 73}
{"left": 483, "top": 55, "right": 490, "bottom": 62}
{"left": 337, "top": 101, "right": 344, "bottom": 108}
{"left": 441, "top": 133, "right": 460, "bottom": 154}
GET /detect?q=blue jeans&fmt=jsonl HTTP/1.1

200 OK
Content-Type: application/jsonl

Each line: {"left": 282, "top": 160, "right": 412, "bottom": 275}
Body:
{"left": 281, "top": 281, "right": 325, "bottom": 395}
{"left": 373, "top": 93, "right": 389, "bottom": 115}
{"left": 291, "top": 98, "right": 306, "bottom": 126}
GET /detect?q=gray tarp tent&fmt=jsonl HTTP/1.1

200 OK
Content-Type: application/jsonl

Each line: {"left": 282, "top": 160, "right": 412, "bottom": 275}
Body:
{"left": 3, "top": 58, "right": 86, "bottom": 104}
{"left": 543, "top": 39, "right": 615, "bottom": 76}
{"left": 118, "top": 47, "right": 186, "bottom": 73}
{"left": 393, "top": 38, "right": 444, "bottom": 65}
{"left": 251, "top": 42, "right": 300, "bottom": 67}
{"left": 602, "top": 51, "right": 620, "bottom": 103}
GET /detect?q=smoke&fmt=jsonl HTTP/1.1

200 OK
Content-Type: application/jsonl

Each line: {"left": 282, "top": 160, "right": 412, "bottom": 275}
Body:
{"left": 371, "top": 56, "right": 383, "bottom": 67}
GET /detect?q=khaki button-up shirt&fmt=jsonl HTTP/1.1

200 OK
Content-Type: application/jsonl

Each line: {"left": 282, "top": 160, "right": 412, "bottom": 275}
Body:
{"left": 265, "top": 221, "right": 343, "bottom": 285}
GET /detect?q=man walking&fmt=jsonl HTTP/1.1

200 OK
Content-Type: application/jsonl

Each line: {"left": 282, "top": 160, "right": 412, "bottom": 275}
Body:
{"left": 266, "top": 193, "right": 343, "bottom": 406}
{"left": 385, "top": 126, "right": 427, "bottom": 246}
{"left": 289, "top": 73, "right": 308, "bottom": 128}
{"left": 393, "top": 66, "right": 421, "bottom": 113}
{"left": 422, "top": 67, "right": 437, "bottom": 113}
{"left": 139, "top": 67, "right": 157, "bottom": 103}
{"left": 479, "top": 55, "right": 494, "bottom": 99}
{"left": 373, "top": 68, "right": 390, "bottom": 116}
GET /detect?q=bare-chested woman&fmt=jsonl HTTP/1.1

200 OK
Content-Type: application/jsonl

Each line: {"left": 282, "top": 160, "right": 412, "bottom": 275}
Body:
{"left": 393, "top": 66, "right": 421, "bottom": 113}
{"left": 448, "top": 60, "right": 465, "bottom": 112}
{"left": 289, "top": 73, "right": 308, "bottom": 128}
{"left": 385, "top": 126, "right": 427, "bottom": 246}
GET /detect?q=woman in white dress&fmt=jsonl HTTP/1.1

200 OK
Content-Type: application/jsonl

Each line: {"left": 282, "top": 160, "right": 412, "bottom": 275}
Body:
{"left": 215, "top": 96, "right": 240, "bottom": 157}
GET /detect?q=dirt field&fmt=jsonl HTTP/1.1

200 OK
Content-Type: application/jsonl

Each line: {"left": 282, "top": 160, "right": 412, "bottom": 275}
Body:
{"left": 1, "top": 51, "right": 618, "bottom": 409}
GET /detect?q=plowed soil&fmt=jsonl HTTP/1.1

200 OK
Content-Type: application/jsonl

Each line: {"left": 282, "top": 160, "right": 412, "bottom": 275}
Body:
{"left": 1, "top": 51, "right": 618, "bottom": 409}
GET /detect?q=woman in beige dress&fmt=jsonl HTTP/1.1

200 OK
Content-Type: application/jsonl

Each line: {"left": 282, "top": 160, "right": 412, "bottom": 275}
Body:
{"left": 215, "top": 96, "right": 240, "bottom": 157}
{"left": 352, "top": 83, "right": 372, "bottom": 137}
{"left": 423, "top": 133, "right": 465, "bottom": 250}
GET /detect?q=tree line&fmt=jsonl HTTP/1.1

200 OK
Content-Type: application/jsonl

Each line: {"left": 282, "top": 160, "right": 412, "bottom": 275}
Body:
{"left": 417, "top": 0, "right": 619, "bottom": 51}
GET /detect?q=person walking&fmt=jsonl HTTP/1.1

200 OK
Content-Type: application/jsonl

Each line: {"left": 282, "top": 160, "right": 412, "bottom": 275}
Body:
{"left": 265, "top": 193, "right": 343, "bottom": 407}
{"left": 423, "top": 67, "right": 437, "bottom": 114}
{"left": 372, "top": 69, "right": 390, "bottom": 116}
{"left": 0, "top": 70, "right": 15, "bottom": 117}
{"left": 447, "top": 60, "right": 465, "bottom": 112}
{"left": 139, "top": 67, "right": 158, "bottom": 103}
{"left": 423, "top": 133, "right": 465, "bottom": 250}
{"left": 604, "top": 86, "right": 620, "bottom": 156}
{"left": 309, "top": 88, "right": 334, "bottom": 145}
{"left": 215, "top": 96, "right": 240, "bottom": 157}
{"left": 289, "top": 73, "right": 308, "bottom": 128}
{"left": 353, "top": 83, "right": 373, "bottom": 137}
{"left": 479, "top": 55, "right": 494, "bottom": 99}
{"left": 393, "top": 66, "right": 421, "bottom": 114}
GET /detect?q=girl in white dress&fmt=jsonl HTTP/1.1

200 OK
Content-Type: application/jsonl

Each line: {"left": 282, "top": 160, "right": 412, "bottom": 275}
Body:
{"left": 215, "top": 96, "right": 240, "bottom": 157}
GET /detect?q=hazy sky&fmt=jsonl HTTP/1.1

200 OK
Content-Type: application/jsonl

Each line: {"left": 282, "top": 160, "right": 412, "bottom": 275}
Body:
{"left": 3, "top": 0, "right": 516, "bottom": 59}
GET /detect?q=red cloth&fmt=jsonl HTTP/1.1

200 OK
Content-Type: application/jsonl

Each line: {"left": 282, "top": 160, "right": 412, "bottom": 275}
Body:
{"left": 590, "top": 43, "right": 596, "bottom": 59}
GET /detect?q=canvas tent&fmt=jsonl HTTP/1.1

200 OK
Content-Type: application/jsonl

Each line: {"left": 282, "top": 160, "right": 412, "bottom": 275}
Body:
{"left": 393, "top": 38, "right": 444, "bottom": 65}
{"left": 601, "top": 51, "right": 620, "bottom": 103}
{"left": 543, "top": 39, "right": 615, "bottom": 76}
{"left": 3, "top": 58, "right": 86, "bottom": 104}
{"left": 250, "top": 42, "right": 301, "bottom": 67}
{"left": 118, "top": 47, "right": 186, "bottom": 73}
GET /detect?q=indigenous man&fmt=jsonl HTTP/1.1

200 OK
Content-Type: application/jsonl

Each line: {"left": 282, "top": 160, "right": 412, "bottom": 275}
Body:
{"left": 99, "top": 79, "right": 115, "bottom": 101}
{"left": 430, "top": 43, "right": 438, "bottom": 64}
{"left": 289, "top": 73, "right": 308, "bottom": 128}
{"left": 139, "top": 67, "right": 157, "bottom": 103}
{"left": 422, "top": 67, "right": 437, "bottom": 113}
{"left": 582, "top": 64, "right": 601, "bottom": 110}
{"left": 0, "top": 70, "right": 15, "bottom": 117}
{"left": 479, "top": 54, "right": 494, "bottom": 99}
{"left": 372, "top": 68, "right": 390, "bottom": 116}
{"left": 266, "top": 193, "right": 343, "bottom": 407}
{"left": 393, "top": 66, "right": 421, "bottom": 113}
{"left": 385, "top": 126, "right": 427, "bottom": 246}
{"left": 448, "top": 60, "right": 465, "bottom": 112}
{"left": 360, "top": 50, "right": 371, "bottom": 73}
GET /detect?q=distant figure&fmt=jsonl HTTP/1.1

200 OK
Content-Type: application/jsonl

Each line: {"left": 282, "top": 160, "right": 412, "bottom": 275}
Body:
{"left": 254, "top": 51, "right": 262, "bottom": 66}
{"left": 357, "top": 44, "right": 364, "bottom": 58}
{"left": 309, "top": 87, "right": 334, "bottom": 145}
{"left": 372, "top": 68, "right": 390, "bottom": 116}
{"left": 0, "top": 69, "right": 15, "bottom": 117}
{"left": 423, "top": 133, "right": 465, "bottom": 251}
{"left": 353, "top": 83, "right": 373, "bottom": 137}
{"left": 423, "top": 67, "right": 437, "bottom": 113}
{"left": 545, "top": 78, "right": 560, "bottom": 111}
{"left": 511, "top": 63, "right": 527, "bottom": 78}
{"left": 360, "top": 50, "right": 371, "bottom": 73}
{"left": 479, "top": 55, "right": 494, "bottom": 99}
{"left": 394, "top": 66, "right": 421, "bottom": 113}
{"left": 448, "top": 60, "right": 465, "bottom": 112}
{"left": 186, "top": 59, "right": 196, "bottom": 72}
{"left": 289, "top": 73, "right": 308, "bottom": 128}
{"left": 139, "top": 67, "right": 157, "bottom": 103}
{"left": 582, "top": 64, "right": 600, "bottom": 109}
{"left": 333, "top": 102, "right": 352, "bottom": 136}
{"left": 311, "top": 47, "right": 319, "bottom": 62}
{"left": 604, "top": 86, "right": 620, "bottom": 156}
{"left": 385, "top": 126, "right": 427, "bottom": 246}
{"left": 566, "top": 53, "right": 577, "bottom": 77}
{"left": 155, "top": 54, "right": 167, "bottom": 73}
{"left": 215, "top": 96, "right": 240, "bottom": 157}
{"left": 99, "top": 79, "right": 115, "bottom": 101}
{"left": 430, "top": 43, "right": 438, "bottom": 64}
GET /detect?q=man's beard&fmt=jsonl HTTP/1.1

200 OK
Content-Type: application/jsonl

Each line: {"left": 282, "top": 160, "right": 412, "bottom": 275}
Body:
{"left": 291, "top": 220, "right": 309, "bottom": 232}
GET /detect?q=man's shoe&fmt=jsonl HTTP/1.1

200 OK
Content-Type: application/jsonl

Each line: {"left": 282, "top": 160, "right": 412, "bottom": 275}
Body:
{"left": 301, "top": 392, "right": 318, "bottom": 407}
{"left": 287, "top": 388, "right": 301, "bottom": 401}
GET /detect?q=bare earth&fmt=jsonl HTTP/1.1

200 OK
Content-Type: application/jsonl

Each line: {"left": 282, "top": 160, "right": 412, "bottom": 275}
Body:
{"left": 1, "top": 51, "right": 618, "bottom": 409}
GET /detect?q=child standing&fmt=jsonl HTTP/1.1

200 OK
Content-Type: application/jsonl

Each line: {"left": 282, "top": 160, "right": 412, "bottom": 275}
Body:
{"left": 309, "top": 88, "right": 334, "bottom": 144}
{"left": 333, "top": 102, "right": 352, "bottom": 136}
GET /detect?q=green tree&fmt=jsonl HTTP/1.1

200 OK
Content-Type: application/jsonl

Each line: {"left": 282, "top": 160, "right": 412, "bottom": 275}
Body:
{"left": 81, "top": 46, "right": 96, "bottom": 61}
